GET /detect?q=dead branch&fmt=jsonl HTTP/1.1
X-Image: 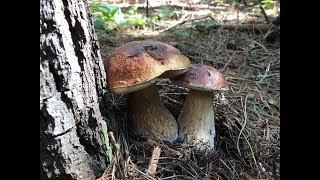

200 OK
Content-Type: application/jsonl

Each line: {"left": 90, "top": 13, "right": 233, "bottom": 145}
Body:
{"left": 259, "top": 5, "right": 270, "bottom": 23}
{"left": 243, "top": 0, "right": 248, "bottom": 6}
{"left": 146, "top": 0, "right": 149, "bottom": 18}
{"left": 146, "top": 139, "right": 182, "bottom": 157}
{"left": 130, "top": 164, "right": 156, "bottom": 180}
{"left": 159, "top": 14, "right": 219, "bottom": 33}
{"left": 97, "top": 131, "right": 120, "bottom": 180}
{"left": 146, "top": 146, "right": 162, "bottom": 177}
{"left": 108, "top": 131, "right": 120, "bottom": 150}
{"left": 158, "top": 13, "right": 272, "bottom": 34}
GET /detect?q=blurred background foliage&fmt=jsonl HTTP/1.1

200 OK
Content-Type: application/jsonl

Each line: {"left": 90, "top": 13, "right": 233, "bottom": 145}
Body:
{"left": 89, "top": 0, "right": 279, "bottom": 36}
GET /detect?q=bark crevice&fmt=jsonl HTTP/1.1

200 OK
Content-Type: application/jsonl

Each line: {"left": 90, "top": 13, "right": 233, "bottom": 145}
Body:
{"left": 40, "top": 0, "right": 111, "bottom": 179}
{"left": 63, "top": 0, "right": 86, "bottom": 73}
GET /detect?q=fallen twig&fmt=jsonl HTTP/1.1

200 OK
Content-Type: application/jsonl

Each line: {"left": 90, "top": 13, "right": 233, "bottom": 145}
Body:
{"left": 146, "top": 139, "right": 182, "bottom": 157}
{"left": 214, "top": 24, "right": 271, "bottom": 33}
{"left": 146, "top": 146, "right": 162, "bottom": 177}
{"left": 159, "top": 15, "right": 219, "bottom": 33}
{"left": 129, "top": 164, "right": 156, "bottom": 180}
{"left": 97, "top": 131, "right": 120, "bottom": 180}
{"left": 161, "top": 20, "right": 272, "bottom": 34}
{"left": 108, "top": 131, "right": 120, "bottom": 150}
{"left": 259, "top": 5, "right": 270, "bottom": 23}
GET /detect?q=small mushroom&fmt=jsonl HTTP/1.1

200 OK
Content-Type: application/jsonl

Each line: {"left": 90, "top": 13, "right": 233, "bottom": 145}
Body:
{"left": 170, "top": 64, "right": 229, "bottom": 151}
{"left": 105, "top": 40, "right": 191, "bottom": 142}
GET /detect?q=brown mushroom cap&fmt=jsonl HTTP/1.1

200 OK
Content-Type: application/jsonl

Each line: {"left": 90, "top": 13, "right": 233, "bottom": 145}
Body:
{"left": 170, "top": 64, "right": 229, "bottom": 92}
{"left": 106, "top": 40, "right": 191, "bottom": 94}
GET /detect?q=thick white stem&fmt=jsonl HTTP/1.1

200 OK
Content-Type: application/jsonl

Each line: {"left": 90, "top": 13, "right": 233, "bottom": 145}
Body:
{"left": 178, "top": 89, "right": 215, "bottom": 151}
{"left": 127, "top": 84, "right": 178, "bottom": 142}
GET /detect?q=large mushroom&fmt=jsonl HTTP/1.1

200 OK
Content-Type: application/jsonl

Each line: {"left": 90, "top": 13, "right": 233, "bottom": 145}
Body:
{"left": 105, "top": 40, "right": 191, "bottom": 142}
{"left": 170, "top": 64, "right": 229, "bottom": 151}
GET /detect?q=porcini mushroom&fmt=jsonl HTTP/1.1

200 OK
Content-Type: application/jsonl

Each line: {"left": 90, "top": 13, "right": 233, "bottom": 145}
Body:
{"left": 170, "top": 64, "right": 229, "bottom": 151}
{"left": 105, "top": 40, "right": 191, "bottom": 142}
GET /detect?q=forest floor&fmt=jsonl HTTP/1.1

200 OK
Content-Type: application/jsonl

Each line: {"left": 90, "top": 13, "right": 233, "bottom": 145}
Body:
{"left": 97, "top": 2, "right": 280, "bottom": 180}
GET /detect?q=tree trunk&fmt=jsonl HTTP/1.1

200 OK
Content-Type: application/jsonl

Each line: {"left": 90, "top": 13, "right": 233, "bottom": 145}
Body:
{"left": 40, "top": 0, "right": 112, "bottom": 179}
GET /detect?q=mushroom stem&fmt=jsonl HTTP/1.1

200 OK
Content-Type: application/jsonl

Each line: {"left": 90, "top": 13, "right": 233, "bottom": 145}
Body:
{"left": 127, "top": 84, "right": 178, "bottom": 142}
{"left": 178, "top": 89, "right": 215, "bottom": 151}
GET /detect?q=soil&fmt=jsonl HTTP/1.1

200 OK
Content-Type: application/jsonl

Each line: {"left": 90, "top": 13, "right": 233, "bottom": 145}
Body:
{"left": 97, "top": 2, "right": 280, "bottom": 179}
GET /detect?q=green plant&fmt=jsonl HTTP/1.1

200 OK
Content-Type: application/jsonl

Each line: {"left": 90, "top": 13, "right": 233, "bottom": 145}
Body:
{"left": 192, "top": 20, "right": 215, "bottom": 29}
{"left": 250, "top": 0, "right": 278, "bottom": 12}
{"left": 172, "top": 29, "right": 197, "bottom": 39}
{"left": 89, "top": 1, "right": 125, "bottom": 34}
{"left": 191, "top": 19, "right": 215, "bottom": 34}
{"left": 154, "top": 6, "right": 182, "bottom": 20}
{"left": 251, "top": 4, "right": 261, "bottom": 12}
{"left": 89, "top": 1, "right": 162, "bottom": 35}
{"left": 124, "top": 5, "right": 146, "bottom": 27}
{"left": 246, "top": 91, "right": 255, "bottom": 99}
{"left": 145, "top": 15, "right": 160, "bottom": 29}
{"left": 261, "top": 0, "right": 277, "bottom": 10}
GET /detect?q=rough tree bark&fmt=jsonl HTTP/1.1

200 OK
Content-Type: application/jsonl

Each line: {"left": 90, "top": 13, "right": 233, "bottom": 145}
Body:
{"left": 40, "top": 0, "right": 112, "bottom": 179}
